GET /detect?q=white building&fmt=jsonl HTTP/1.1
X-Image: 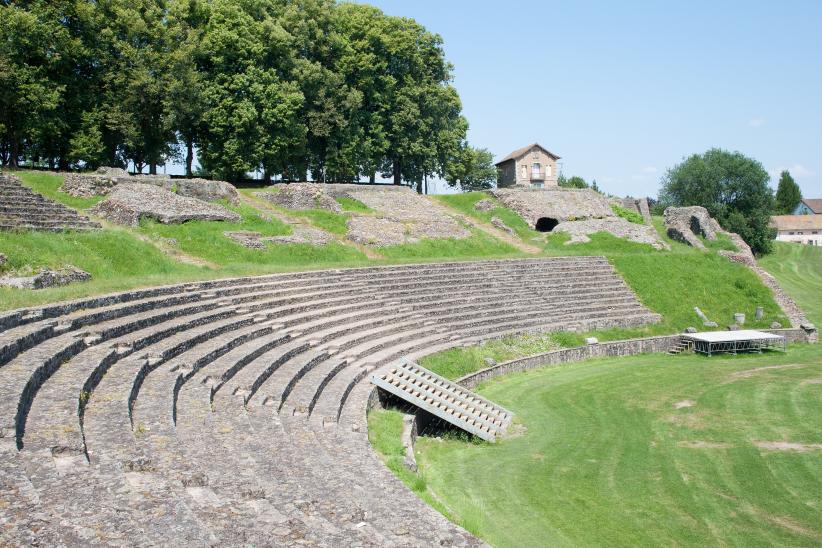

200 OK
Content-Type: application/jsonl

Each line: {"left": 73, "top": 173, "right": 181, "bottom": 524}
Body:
{"left": 771, "top": 215, "right": 822, "bottom": 246}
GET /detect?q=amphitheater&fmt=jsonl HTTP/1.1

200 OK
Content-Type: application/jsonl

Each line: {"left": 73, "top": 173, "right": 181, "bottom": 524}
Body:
{"left": 0, "top": 256, "right": 661, "bottom": 545}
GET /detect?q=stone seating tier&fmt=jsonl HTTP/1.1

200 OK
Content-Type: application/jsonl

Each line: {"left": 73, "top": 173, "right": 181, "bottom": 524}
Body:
{"left": 0, "top": 257, "right": 660, "bottom": 544}
{"left": 0, "top": 175, "right": 101, "bottom": 231}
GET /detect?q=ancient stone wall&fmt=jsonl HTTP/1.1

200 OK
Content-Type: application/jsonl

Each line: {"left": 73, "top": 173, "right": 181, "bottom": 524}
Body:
{"left": 490, "top": 188, "right": 615, "bottom": 225}
{"left": 456, "top": 336, "right": 680, "bottom": 388}
{"left": 663, "top": 206, "right": 722, "bottom": 248}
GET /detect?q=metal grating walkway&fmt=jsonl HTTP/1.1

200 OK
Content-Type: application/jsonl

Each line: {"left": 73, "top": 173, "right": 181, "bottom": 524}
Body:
{"left": 371, "top": 359, "right": 514, "bottom": 442}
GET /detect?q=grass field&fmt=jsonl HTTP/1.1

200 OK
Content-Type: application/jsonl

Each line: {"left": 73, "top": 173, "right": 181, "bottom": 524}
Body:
{"left": 370, "top": 241, "right": 822, "bottom": 547}
{"left": 411, "top": 346, "right": 822, "bottom": 547}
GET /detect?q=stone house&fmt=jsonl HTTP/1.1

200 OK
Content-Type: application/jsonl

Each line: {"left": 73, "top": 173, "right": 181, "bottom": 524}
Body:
{"left": 770, "top": 215, "right": 822, "bottom": 246}
{"left": 495, "top": 143, "right": 560, "bottom": 188}
{"left": 793, "top": 198, "right": 822, "bottom": 215}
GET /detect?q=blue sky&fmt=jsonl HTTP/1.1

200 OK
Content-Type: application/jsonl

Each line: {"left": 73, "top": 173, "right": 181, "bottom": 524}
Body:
{"left": 359, "top": 0, "right": 822, "bottom": 198}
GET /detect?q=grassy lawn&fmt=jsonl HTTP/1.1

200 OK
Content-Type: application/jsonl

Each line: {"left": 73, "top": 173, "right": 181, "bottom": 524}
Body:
{"left": 412, "top": 345, "right": 822, "bottom": 547}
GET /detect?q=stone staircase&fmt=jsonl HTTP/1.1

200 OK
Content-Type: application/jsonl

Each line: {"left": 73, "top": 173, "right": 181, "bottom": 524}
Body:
{"left": 0, "top": 174, "right": 100, "bottom": 231}
{"left": 372, "top": 359, "right": 514, "bottom": 442}
{"left": 667, "top": 336, "right": 693, "bottom": 355}
{"left": 0, "top": 257, "right": 660, "bottom": 545}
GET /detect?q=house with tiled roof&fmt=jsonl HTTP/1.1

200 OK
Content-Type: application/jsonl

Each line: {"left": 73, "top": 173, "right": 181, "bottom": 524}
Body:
{"left": 793, "top": 198, "right": 822, "bottom": 215}
{"left": 771, "top": 215, "right": 822, "bottom": 246}
{"left": 495, "top": 143, "right": 561, "bottom": 188}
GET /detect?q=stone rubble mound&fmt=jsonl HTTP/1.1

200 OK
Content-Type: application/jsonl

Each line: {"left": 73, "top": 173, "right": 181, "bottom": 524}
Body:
{"left": 256, "top": 183, "right": 342, "bottom": 212}
{"left": 225, "top": 226, "right": 333, "bottom": 248}
{"left": 341, "top": 186, "right": 470, "bottom": 247}
{"left": 0, "top": 257, "right": 660, "bottom": 544}
{"left": 662, "top": 206, "right": 722, "bottom": 248}
{"left": 90, "top": 183, "right": 240, "bottom": 227}
{"left": 0, "top": 266, "right": 91, "bottom": 290}
{"left": 61, "top": 169, "right": 239, "bottom": 205}
{"left": 473, "top": 198, "right": 496, "bottom": 212}
{"left": 258, "top": 183, "right": 470, "bottom": 247}
{"left": 555, "top": 217, "right": 670, "bottom": 250}
{"left": 490, "top": 188, "right": 615, "bottom": 225}
{"left": 174, "top": 178, "right": 240, "bottom": 205}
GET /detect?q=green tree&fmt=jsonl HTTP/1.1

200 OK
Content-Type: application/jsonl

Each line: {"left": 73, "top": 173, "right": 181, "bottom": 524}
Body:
{"left": 167, "top": 0, "right": 210, "bottom": 177}
{"left": 196, "top": 0, "right": 305, "bottom": 182}
{"left": 559, "top": 175, "right": 588, "bottom": 189}
{"left": 0, "top": 3, "right": 65, "bottom": 167}
{"left": 659, "top": 148, "right": 776, "bottom": 254}
{"left": 774, "top": 170, "right": 802, "bottom": 214}
{"left": 445, "top": 145, "right": 496, "bottom": 191}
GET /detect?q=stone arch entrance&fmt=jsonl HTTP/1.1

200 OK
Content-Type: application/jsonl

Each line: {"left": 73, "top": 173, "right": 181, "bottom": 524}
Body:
{"left": 535, "top": 217, "right": 559, "bottom": 232}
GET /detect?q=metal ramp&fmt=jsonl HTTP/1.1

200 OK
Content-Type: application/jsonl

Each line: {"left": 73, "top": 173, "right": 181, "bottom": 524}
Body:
{"left": 371, "top": 359, "right": 514, "bottom": 442}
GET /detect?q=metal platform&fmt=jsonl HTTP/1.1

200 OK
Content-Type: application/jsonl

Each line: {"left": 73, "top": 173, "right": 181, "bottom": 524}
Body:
{"left": 371, "top": 359, "right": 514, "bottom": 442}
{"left": 681, "top": 330, "right": 786, "bottom": 356}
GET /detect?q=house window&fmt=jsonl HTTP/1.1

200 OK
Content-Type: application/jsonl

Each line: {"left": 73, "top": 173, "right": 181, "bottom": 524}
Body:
{"left": 532, "top": 182, "right": 544, "bottom": 189}
{"left": 545, "top": 164, "right": 552, "bottom": 177}
{"left": 532, "top": 163, "right": 541, "bottom": 177}
{"left": 521, "top": 165, "right": 527, "bottom": 179}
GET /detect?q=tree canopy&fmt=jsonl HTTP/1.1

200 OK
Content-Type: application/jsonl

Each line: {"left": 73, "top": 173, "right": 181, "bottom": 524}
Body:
{"left": 558, "top": 173, "right": 589, "bottom": 189}
{"left": 0, "top": 0, "right": 473, "bottom": 188}
{"left": 659, "top": 148, "right": 776, "bottom": 254}
{"left": 444, "top": 145, "right": 496, "bottom": 191}
{"left": 774, "top": 170, "right": 802, "bottom": 215}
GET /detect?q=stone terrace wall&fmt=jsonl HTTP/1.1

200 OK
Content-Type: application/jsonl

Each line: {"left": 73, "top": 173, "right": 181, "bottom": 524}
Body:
{"left": 457, "top": 336, "right": 679, "bottom": 389}
{"left": 455, "top": 328, "right": 816, "bottom": 389}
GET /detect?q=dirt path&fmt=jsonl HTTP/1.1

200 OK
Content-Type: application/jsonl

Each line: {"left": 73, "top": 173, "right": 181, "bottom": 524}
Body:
{"left": 447, "top": 211, "right": 543, "bottom": 254}
{"left": 134, "top": 233, "right": 219, "bottom": 269}
{"left": 240, "top": 192, "right": 384, "bottom": 260}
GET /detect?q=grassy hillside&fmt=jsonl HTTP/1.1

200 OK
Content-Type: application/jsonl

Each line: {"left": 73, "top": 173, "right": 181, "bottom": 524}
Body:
{"left": 759, "top": 243, "right": 822, "bottom": 325}
{"left": 0, "top": 172, "right": 792, "bottom": 333}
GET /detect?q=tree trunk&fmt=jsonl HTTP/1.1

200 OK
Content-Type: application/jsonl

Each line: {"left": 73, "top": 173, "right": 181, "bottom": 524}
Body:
{"left": 392, "top": 158, "right": 401, "bottom": 185}
{"left": 369, "top": 172, "right": 375, "bottom": 184}
{"left": 9, "top": 138, "right": 19, "bottom": 168}
{"left": 149, "top": 161, "right": 157, "bottom": 175}
{"left": 186, "top": 138, "right": 194, "bottom": 177}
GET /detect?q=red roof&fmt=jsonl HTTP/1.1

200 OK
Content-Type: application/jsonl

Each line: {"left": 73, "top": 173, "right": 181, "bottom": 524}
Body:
{"left": 495, "top": 143, "right": 561, "bottom": 165}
